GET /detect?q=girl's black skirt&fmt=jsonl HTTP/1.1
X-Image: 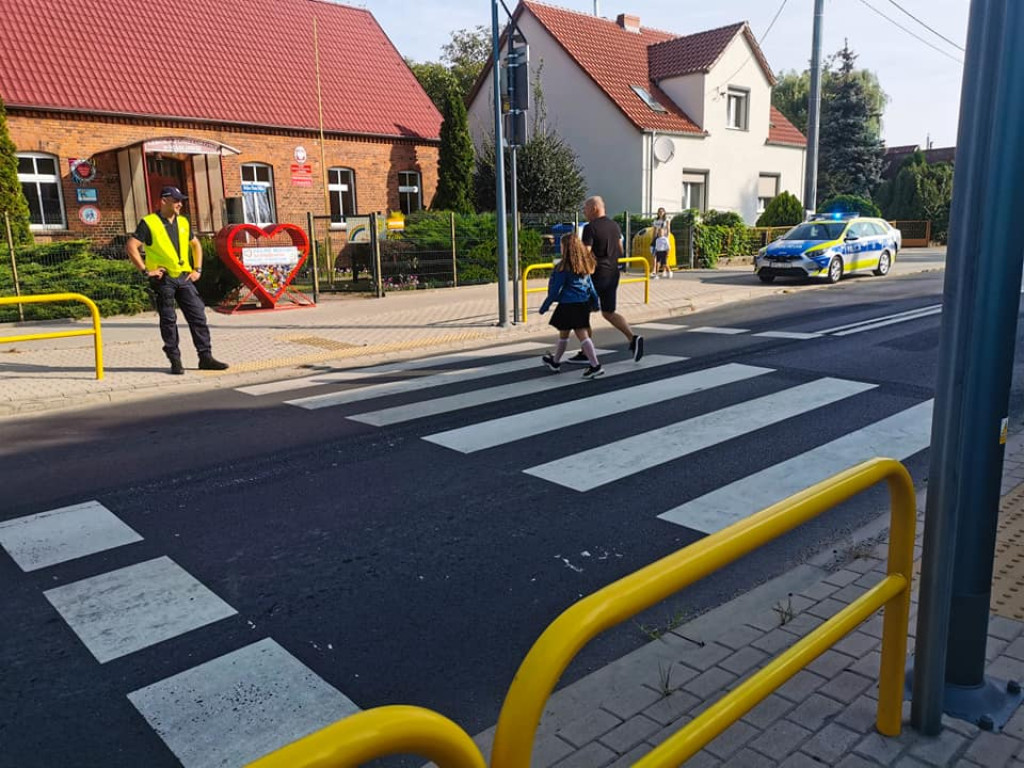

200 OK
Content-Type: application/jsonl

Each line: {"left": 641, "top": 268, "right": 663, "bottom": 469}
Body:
{"left": 549, "top": 301, "right": 592, "bottom": 331}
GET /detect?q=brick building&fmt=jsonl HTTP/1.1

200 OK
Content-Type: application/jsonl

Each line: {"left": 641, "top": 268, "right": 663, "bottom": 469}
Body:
{"left": 0, "top": 0, "right": 441, "bottom": 245}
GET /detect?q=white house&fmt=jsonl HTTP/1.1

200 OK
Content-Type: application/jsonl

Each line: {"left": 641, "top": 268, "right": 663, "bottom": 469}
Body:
{"left": 467, "top": 1, "right": 807, "bottom": 222}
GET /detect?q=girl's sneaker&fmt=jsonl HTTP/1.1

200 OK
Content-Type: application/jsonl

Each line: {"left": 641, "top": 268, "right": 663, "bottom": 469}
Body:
{"left": 582, "top": 364, "right": 604, "bottom": 379}
{"left": 542, "top": 354, "right": 561, "bottom": 372}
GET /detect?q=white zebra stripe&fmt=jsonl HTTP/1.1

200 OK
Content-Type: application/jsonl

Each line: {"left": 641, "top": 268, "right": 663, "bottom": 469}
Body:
{"left": 350, "top": 355, "right": 683, "bottom": 426}
{"left": 524, "top": 378, "right": 878, "bottom": 491}
{"left": 424, "top": 363, "right": 775, "bottom": 454}
{"left": 658, "top": 400, "right": 933, "bottom": 533}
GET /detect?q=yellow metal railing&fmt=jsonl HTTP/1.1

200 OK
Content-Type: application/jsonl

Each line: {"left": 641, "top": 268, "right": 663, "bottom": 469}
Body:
{"left": 491, "top": 457, "right": 915, "bottom": 766}
{"left": 244, "top": 458, "right": 915, "bottom": 768}
{"left": 248, "top": 706, "right": 484, "bottom": 768}
{"left": 521, "top": 257, "right": 651, "bottom": 322}
{"left": 0, "top": 293, "right": 104, "bottom": 379}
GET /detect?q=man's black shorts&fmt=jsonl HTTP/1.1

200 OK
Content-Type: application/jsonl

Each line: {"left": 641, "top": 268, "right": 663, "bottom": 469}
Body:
{"left": 593, "top": 270, "right": 619, "bottom": 313}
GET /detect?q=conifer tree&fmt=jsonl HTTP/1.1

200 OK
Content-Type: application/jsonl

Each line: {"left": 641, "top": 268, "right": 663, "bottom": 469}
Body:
{"left": 432, "top": 85, "right": 475, "bottom": 214}
{"left": 0, "top": 95, "right": 32, "bottom": 245}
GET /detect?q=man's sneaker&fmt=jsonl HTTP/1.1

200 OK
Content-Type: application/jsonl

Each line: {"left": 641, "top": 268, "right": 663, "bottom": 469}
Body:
{"left": 169, "top": 357, "right": 185, "bottom": 375}
{"left": 198, "top": 354, "right": 229, "bottom": 371}
{"left": 566, "top": 351, "right": 589, "bottom": 364}
{"left": 632, "top": 335, "right": 645, "bottom": 362}
{"left": 582, "top": 364, "right": 604, "bottom": 379}
{"left": 542, "top": 354, "right": 561, "bottom": 372}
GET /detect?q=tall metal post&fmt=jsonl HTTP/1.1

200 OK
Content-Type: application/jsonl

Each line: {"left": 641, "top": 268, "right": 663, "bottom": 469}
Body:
{"left": 306, "top": 211, "right": 319, "bottom": 304}
{"left": 912, "top": 0, "right": 1024, "bottom": 734}
{"left": 802, "top": 0, "right": 825, "bottom": 214}
{"left": 510, "top": 146, "right": 520, "bottom": 323}
{"left": 491, "top": 0, "right": 510, "bottom": 327}
{"left": 4, "top": 212, "right": 24, "bottom": 322}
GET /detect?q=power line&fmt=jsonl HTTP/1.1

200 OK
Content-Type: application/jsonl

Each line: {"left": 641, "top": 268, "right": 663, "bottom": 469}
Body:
{"left": 856, "top": 0, "right": 964, "bottom": 65}
{"left": 886, "top": 0, "right": 965, "bottom": 52}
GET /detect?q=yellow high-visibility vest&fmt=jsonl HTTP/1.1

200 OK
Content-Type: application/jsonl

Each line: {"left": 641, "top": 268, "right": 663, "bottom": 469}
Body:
{"left": 143, "top": 214, "right": 192, "bottom": 276}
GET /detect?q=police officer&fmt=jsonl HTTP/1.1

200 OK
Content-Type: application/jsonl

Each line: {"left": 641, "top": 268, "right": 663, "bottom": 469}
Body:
{"left": 126, "top": 186, "right": 228, "bottom": 375}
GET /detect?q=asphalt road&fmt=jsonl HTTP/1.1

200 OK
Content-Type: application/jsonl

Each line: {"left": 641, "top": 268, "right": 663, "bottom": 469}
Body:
{"left": 2, "top": 268, "right": 1022, "bottom": 768}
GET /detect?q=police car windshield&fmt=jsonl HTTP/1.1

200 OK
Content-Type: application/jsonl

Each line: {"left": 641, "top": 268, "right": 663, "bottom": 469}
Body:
{"left": 784, "top": 222, "right": 846, "bottom": 241}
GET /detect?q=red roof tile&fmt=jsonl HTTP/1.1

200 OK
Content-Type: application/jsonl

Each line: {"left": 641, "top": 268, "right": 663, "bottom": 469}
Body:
{"left": 0, "top": 0, "right": 440, "bottom": 141}
{"left": 521, "top": 1, "right": 703, "bottom": 134}
{"left": 767, "top": 106, "right": 807, "bottom": 147}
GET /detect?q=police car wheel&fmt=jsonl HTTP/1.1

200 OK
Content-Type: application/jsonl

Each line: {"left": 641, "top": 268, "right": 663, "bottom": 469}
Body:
{"left": 874, "top": 251, "right": 892, "bottom": 276}
{"left": 827, "top": 256, "right": 843, "bottom": 284}
{"left": 758, "top": 271, "right": 776, "bottom": 283}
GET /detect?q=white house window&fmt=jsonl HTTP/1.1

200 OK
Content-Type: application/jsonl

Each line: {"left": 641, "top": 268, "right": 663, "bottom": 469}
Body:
{"left": 682, "top": 171, "right": 707, "bottom": 212}
{"left": 726, "top": 88, "right": 749, "bottom": 130}
{"left": 241, "top": 163, "right": 276, "bottom": 225}
{"left": 329, "top": 167, "right": 356, "bottom": 223}
{"left": 398, "top": 170, "right": 421, "bottom": 214}
{"left": 17, "top": 153, "right": 66, "bottom": 229}
{"left": 630, "top": 84, "right": 667, "bottom": 113}
{"left": 757, "top": 174, "right": 780, "bottom": 213}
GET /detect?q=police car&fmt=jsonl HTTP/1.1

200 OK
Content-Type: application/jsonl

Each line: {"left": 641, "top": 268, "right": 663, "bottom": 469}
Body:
{"left": 754, "top": 214, "right": 901, "bottom": 284}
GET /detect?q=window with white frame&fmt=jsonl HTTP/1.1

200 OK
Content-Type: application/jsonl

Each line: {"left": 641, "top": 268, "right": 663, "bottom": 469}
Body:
{"left": 17, "top": 153, "right": 66, "bottom": 229}
{"left": 241, "top": 163, "right": 276, "bottom": 225}
{"left": 726, "top": 87, "right": 749, "bottom": 130}
{"left": 328, "top": 167, "right": 356, "bottom": 223}
{"left": 398, "top": 170, "right": 421, "bottom": 214}
{"left": 682, "top": 171, "right": 707, "bottom": 212}
{"left": 757, "top": 174, "right": 780, "bottom": 213}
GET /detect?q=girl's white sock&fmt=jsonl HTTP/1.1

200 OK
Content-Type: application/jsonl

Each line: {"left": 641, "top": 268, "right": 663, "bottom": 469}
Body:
{"left": 581, "top": 338, "right": 599, "bottom": 366}
{"left": 553, "top": 338, "right": 568, "bottom": 362}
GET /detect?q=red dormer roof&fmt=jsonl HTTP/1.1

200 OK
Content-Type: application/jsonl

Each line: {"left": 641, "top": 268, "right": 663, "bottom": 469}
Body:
{"left": 521, "top": 1, "right": 703, "bottom": 135}
{"left": 767, "top": 107, "right": 807, "bottom": 147}
{"left": 0, "top": 0, "right": 441, "bottom": 141}
{"left": 648, "top": 22, "right": 776, "bottom": 86}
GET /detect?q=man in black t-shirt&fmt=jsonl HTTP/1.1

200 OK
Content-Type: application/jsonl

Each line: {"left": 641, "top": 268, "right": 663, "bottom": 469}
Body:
{"left": 570, "top": 196, "right": 644, "bottom": 362}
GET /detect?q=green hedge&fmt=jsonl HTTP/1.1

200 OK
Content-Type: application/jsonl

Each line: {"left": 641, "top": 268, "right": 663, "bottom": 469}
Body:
{"left": 0, "top": 240, "right": 150, "bottom": 321}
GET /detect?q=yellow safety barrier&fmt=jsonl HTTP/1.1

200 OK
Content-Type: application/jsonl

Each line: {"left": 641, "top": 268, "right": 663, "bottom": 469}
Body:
{"left": 243, "top": 458, "right": 914, "bottom": 767}
{"left": 0, "top": 292, "right": 104, "bottom": 379}
{"left": 247, "top": 705, "right": 485, "bottom": 768}
{"left": 520, "top": 257, "right": 650, "bottom": 323}
{"left": 490, "top": 457, "right": 915, "bottom": 766}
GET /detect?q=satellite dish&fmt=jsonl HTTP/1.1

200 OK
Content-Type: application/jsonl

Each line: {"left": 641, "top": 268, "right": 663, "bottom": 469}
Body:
{"left": 653, "top": 136, "right": 676, "bottom": 163}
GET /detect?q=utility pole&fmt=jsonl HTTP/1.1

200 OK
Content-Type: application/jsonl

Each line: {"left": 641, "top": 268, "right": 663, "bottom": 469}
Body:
{"left": 491, "top": 0, "right": 509, "bottom": 327}
{"left": 803, "top": 0, "right": 825, "bottom": 215}
{"left": 912, "top": 0, "right": 1024, "bottom": 735}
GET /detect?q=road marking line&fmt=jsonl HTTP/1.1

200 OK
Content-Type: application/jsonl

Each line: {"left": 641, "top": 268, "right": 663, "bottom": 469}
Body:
{"left": 43, "top": 557, "right": 237, "bottom": 664}
{"left": 286, "top": 349, "right": 611, "bottom": 410}
{"left": 424, "top": 363, "right": 774, "bottom": 454}
{"left": 524, "top": 377, "right": 877, "bottom": 491}
{"left": 831, "top": 307, "right": 942, "bottom": 336}
{"left": 350, "top": 354, "right": 684, "bottom": 426}
{"left": 236, "top": 342, "right": 548, "bottom": 396}
{"left": 754, "top": 331, "right": 823, "bottom": 340}
{"left": 128, "top": 638, "right": 360, "bottom": 768}
{"left": 658, "top": 400, "right": 933, "bottom": 533}
{"left": 0, "top": 500, "right": 143, "bottom": 572}
{"left": 635, "top": 322, "right": 688, "bottom": 331}
{"left": 687, "top": 326, "right": 750, "bottom": 335}
{"left": 815, "top": 304, "right": 941, "bottom": 334}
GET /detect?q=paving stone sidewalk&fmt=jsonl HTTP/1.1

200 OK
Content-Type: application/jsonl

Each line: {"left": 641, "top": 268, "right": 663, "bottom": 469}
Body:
{"left": 0, "top": 251, "right": 946, "bottom": 418}
{"left": 462, "top": 432, "right": 1024, "bottom": 767}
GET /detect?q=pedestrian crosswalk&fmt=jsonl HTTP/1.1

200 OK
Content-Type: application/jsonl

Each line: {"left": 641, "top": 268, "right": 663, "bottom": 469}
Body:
{"left": 2, "top": 341, "right": 936, "bottom": 767}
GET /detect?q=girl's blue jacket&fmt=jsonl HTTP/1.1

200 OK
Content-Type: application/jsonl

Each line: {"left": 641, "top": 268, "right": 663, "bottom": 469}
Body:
{"left": 540, "top": 269, "right": 600, "bottom": 313}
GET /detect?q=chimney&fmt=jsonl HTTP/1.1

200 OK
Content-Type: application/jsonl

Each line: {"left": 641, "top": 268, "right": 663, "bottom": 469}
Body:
{"left": 616, "top": 13, "right": 640, "bottom": 33}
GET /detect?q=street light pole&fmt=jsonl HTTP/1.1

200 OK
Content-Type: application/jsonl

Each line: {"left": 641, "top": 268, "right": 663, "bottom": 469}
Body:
{"left": 803, "top": 0, "right": 825, "bottom": 215}
{"left": 491, "top": 0, "right": 510, "bottom": 327}
{"left": 912, "top": 0, "right": 1024, "bottom": 735}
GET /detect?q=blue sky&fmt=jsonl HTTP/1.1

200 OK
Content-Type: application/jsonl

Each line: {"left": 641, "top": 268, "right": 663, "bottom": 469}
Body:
{"left": 361, "top": 0, "right": 969, "bottom": 148}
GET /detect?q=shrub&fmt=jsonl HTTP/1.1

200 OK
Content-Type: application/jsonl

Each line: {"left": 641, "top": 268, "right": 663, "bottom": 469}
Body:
{"left": 818, "top": 194, "right": 881, "bottom": 218}
{"left": 756, "top": 191, "right": 804, "bottom": 227}
{"left": 195, "top": 236, "right": 240, "bottom": 306}
{"left": 702, "top": 209, "right": 745, "bottom": 228}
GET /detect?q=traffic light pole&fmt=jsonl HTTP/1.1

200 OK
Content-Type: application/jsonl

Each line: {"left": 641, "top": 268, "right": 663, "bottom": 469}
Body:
{"left": 911, "top": 0, "right": 1024, "bottom": 735}
{"left": 491, "top": 0, "right": 509, "bottom": 327}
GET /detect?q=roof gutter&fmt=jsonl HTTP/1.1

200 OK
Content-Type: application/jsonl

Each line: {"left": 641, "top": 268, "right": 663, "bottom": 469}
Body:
{"left": 6, "top": 104, "right": 441, "bottom": 144}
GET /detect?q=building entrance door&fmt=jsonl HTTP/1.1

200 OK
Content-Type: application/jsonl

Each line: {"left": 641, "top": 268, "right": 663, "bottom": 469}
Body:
{"left": 147, "top": 155, "right": 188, "bottom": 211}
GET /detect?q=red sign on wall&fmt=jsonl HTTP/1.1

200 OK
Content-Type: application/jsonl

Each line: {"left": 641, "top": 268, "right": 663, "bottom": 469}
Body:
{"left": 290, "top": 163, "right": 313, "bottom": 187}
